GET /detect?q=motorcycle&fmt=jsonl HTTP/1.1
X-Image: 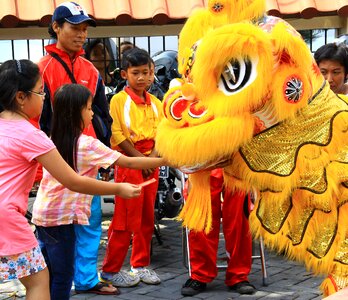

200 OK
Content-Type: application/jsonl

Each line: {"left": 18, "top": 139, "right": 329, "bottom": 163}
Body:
{"left": 155, "top": 166, "right": 184, "bottom": 220}
{"left": 154, "top": 166, "right": 184, "bottom": 245}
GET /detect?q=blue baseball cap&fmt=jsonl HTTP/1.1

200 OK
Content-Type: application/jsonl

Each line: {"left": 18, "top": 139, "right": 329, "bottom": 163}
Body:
{"left": 52, "top": 1, "right": 96, "bottom": 27}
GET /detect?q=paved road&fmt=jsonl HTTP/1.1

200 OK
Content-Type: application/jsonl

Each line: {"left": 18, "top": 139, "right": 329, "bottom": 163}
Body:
{"left": 0, "top": 216, "right": 324, "bottom": 300}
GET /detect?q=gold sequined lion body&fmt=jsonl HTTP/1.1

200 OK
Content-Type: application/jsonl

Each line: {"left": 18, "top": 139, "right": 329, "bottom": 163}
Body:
{"left": 155, "top": 0, "right": 348, "bottom": 296}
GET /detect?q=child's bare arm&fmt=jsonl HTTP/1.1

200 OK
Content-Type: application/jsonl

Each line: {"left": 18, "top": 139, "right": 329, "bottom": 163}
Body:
{"left": 141, "top": 148, "right": 160, "bottom": 177}
{"left": 116, "top": 155, "right": 166, "bottom": 170}
{"left": 36, "top": 148, "right": 142, "bottom": 198}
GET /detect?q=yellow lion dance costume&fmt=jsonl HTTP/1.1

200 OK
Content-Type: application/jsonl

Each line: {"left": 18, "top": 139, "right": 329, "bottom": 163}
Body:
{"left": 155, "top": 0, "right": 348, "bottom": 296}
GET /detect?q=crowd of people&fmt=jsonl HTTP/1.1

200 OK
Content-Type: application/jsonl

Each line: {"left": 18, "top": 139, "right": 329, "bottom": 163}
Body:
{"left": 1, "top": 1, "right": 348, "bottom": 300}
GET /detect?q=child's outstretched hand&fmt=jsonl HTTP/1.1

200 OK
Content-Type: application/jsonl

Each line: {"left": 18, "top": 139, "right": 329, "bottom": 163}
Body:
{"left": 117, "top": 183, "right": 142, "bottom": 199}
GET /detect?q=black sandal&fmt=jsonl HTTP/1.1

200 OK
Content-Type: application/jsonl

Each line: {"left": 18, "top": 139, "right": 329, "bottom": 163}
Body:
{"left": 76, "top": 281, "right": 120, "bottom": 295}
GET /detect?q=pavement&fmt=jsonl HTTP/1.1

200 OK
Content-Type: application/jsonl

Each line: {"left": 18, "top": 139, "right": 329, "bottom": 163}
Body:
{"left": 0, "top": 209, "right": 326, "bottom": 300}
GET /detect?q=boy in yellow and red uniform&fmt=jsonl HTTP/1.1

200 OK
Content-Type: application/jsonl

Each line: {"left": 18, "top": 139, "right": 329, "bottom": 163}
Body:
{"left": 101, "top": 48, "right": 163, "bottom": 287}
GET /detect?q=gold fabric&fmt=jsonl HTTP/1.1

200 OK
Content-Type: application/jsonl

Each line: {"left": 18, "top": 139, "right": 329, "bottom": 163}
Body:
{"left": 287, "top": 207, "right": 313, "bottom": 245}
{"left": 244, "top": 84, "right": 348, "bottom": 277}
{"left": 307, "top": 220, "right": 337, "bottom": 259}
{"left": 256, "top": 192, "right": 291, "bottom": 234}
{"left": 331, "top": 274, "right": 348, "bottom": 290}
{"left": 335, "top": 238, "right": 348, "bottom": 265}
{"left": 240, "top": 83, "right": 348, "bottom": 180}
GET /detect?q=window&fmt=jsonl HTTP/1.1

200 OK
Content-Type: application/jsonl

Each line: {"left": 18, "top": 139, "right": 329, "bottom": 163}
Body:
{"left": 299, "top": 29, "right": 337, "bottom": 52}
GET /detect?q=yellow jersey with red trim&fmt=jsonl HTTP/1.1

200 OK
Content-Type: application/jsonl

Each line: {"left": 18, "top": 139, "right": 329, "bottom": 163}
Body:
{"left": 109, "top": 87, "right": 162, "bottom": 155}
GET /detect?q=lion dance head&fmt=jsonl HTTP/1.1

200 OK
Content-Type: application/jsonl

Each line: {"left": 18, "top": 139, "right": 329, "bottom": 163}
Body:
{"left": 156, "top": 0, "right": 348, "bottom": 296}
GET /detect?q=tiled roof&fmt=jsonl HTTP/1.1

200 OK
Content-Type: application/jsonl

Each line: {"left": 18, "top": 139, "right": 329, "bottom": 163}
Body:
{"left": 1, "top": 0, "right": 348, "bottom": 28}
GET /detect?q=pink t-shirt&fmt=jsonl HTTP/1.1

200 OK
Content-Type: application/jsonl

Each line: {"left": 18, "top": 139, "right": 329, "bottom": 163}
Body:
{"left": 32, "top": 134, "right": 121, "bottom": 226}
{"left": 0, "top": 118, "right": 55, "bottom": 256}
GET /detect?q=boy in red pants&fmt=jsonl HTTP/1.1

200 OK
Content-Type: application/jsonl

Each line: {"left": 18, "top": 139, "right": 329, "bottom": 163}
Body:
{"left": 101, "top": 47, "right": 162, "bottom": 287}
{"left": 182, "top": 168, "right": 256, "bottom": 296}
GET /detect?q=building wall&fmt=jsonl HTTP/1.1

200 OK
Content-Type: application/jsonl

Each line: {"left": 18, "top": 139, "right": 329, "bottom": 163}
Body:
{"left": 0, "top": 16, "right": 346, "bottom": 40}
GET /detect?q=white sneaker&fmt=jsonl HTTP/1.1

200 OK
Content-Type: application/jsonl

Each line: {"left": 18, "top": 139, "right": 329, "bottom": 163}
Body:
{"left": 101, "top": 270, "right": 140, "bottom": 287}
{"left": 130, "top": 267, "right": 161, "bottom": 285}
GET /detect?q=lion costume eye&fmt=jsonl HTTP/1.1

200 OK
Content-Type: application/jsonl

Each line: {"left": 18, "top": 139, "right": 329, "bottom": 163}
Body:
{"left": 218, "top": 57, "right": 257, "bottom": 95}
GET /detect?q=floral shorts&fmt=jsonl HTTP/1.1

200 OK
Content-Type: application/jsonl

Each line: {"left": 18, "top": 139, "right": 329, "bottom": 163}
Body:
{"left": 0, "top": 245, "right": 46, "bottom": 280}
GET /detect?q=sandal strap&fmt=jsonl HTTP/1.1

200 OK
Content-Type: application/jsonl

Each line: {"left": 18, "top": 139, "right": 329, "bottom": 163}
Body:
{"left": 94, "top": 282, "right": 109, "bottom": 289}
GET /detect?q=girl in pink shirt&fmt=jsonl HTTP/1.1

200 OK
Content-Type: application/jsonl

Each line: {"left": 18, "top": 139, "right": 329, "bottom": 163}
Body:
{"left": 32, "top": 83, "right": 167, "bottom": 299}
{"left": 0, "top": 60, "right": 147, "bottom": 300}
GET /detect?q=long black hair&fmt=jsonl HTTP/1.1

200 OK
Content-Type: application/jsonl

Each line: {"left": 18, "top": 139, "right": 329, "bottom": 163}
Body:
{"left": 51, "top": 83, "right": 92, "bottom": 171}
{"left": 0, "top": 59, "right": 40, "bottom": 112}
